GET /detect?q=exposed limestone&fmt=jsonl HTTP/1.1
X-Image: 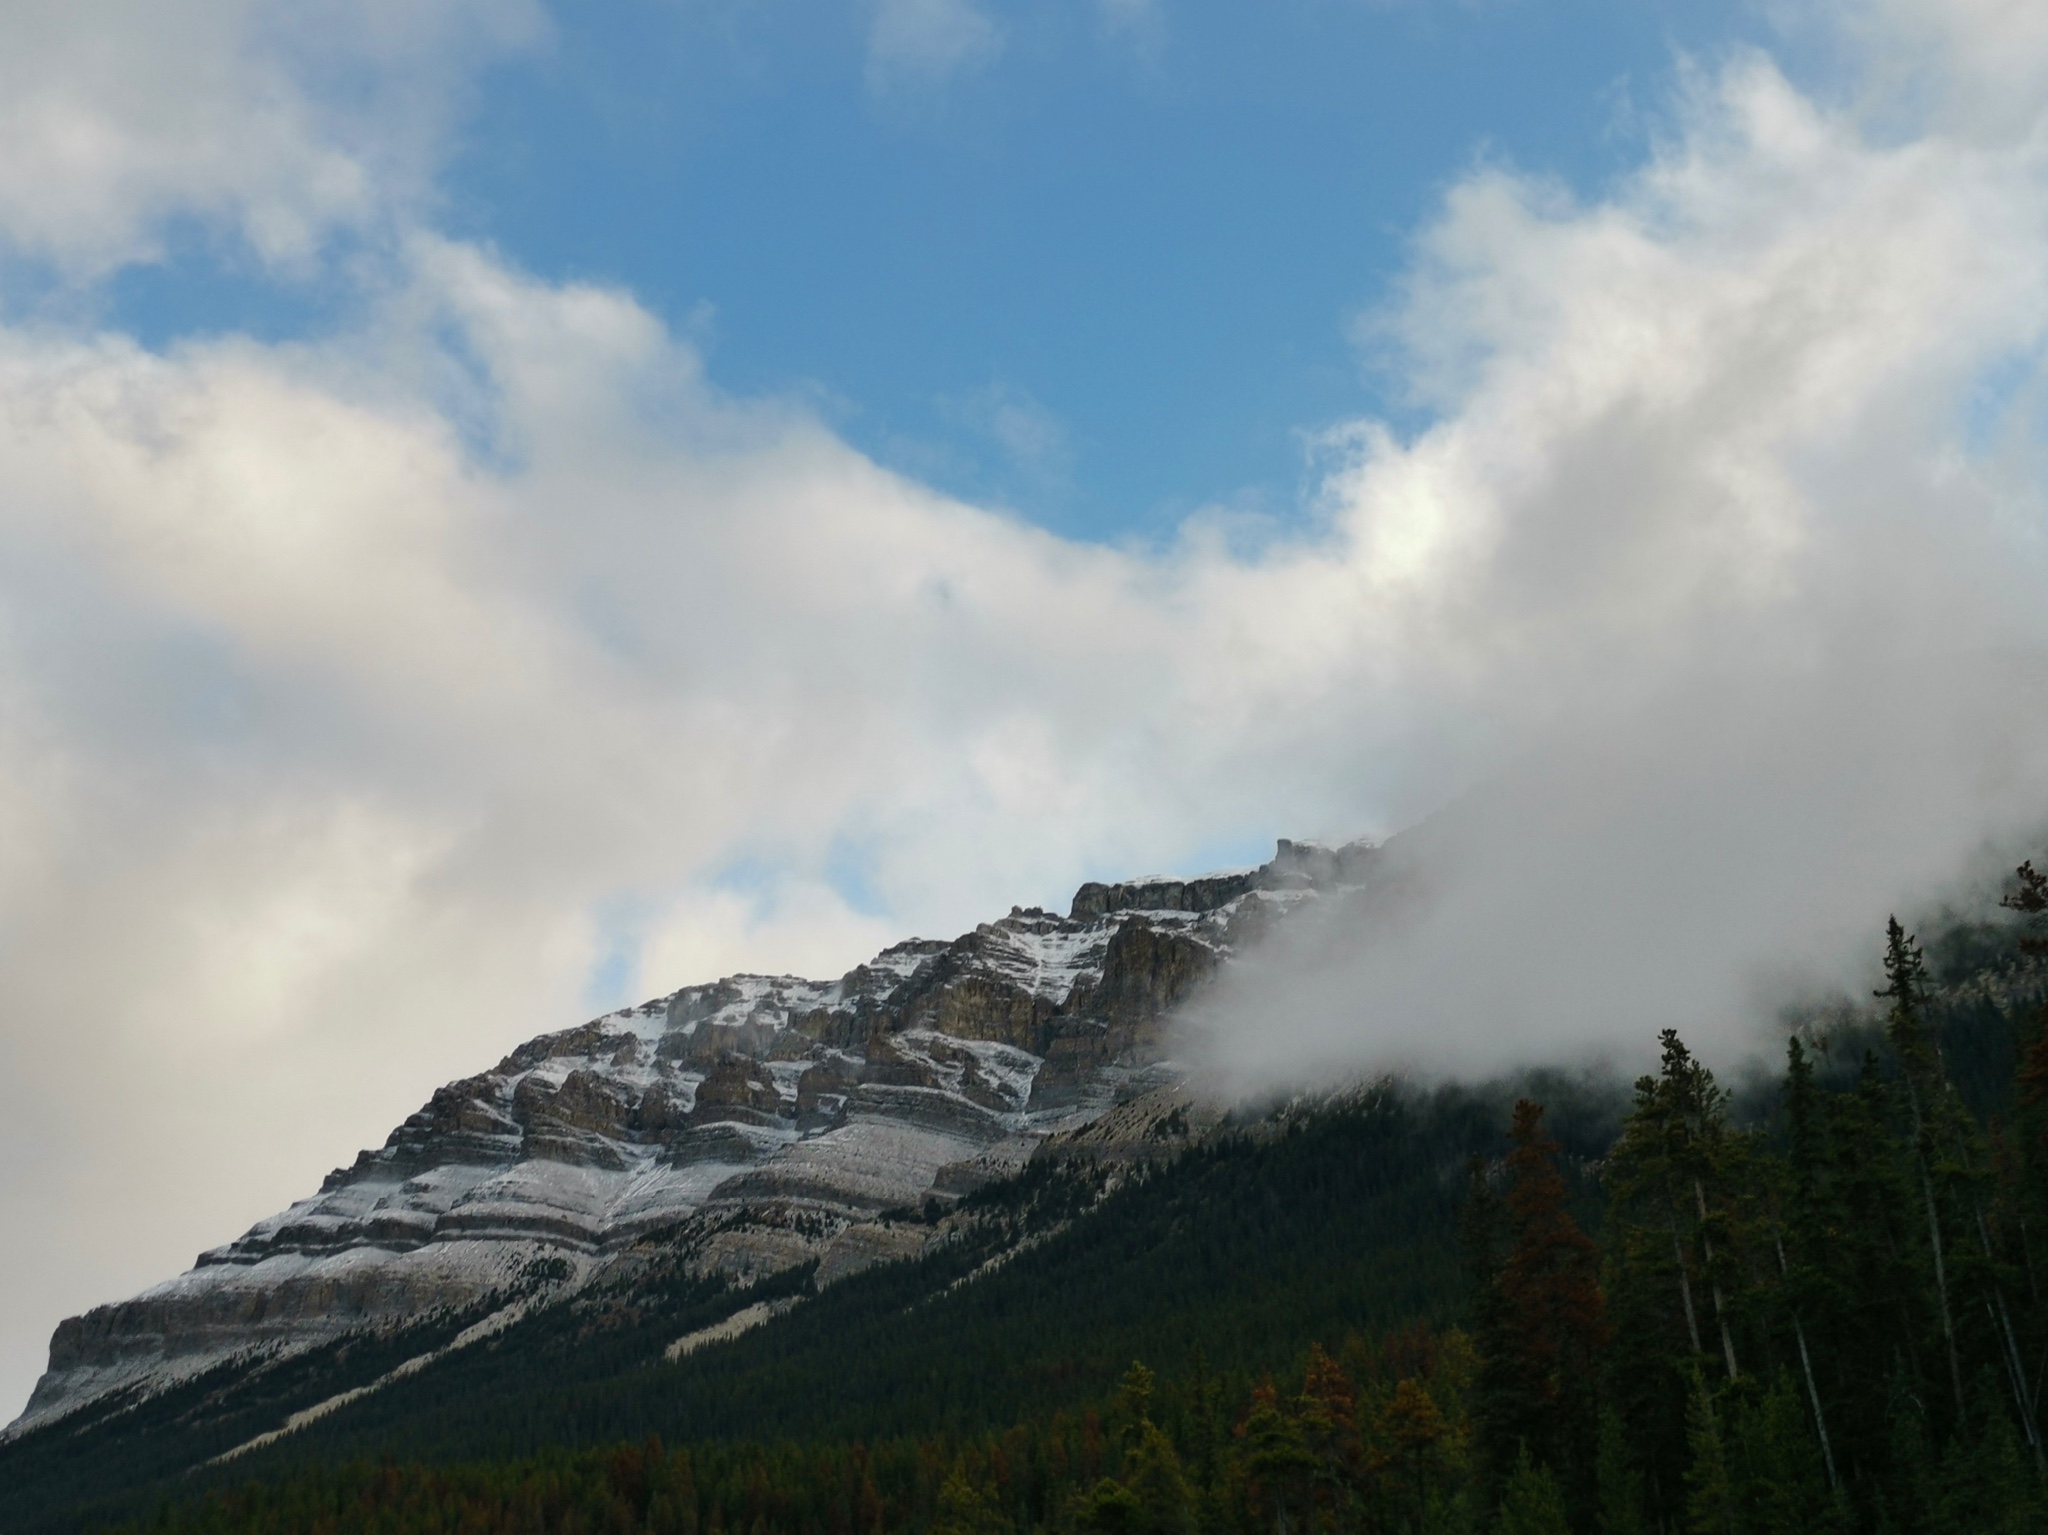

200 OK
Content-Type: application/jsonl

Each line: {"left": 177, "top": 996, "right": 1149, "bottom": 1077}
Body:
{"left": 1033, "top": 1083, "right": 1230, "bottom": 1167}
{"left": 816, "top": 1221, "right": 932, "bottom": 1287}
{"left": 931, "top": 1134, "right": 1043, "bottom": 1198}
{"left": 1069, "top": 870, "right": 1258, "bottom": 920}
{"left": 11, "top": 837, "right": 1376, "bottom": 1442}
{"left": 664, "top": 1297, "right": 803, "bottom": 1362}
{"left": 687, "top": 1057, "right": 789, "bottom": 1126}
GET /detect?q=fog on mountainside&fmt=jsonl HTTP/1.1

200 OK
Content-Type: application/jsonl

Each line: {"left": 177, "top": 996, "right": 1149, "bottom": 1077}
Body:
{"left": 1185, "top": 651, "right": 2048, "bottom": 1091}
{"left": 1179, "top": 642, "right": 2048, "bottom": 1088}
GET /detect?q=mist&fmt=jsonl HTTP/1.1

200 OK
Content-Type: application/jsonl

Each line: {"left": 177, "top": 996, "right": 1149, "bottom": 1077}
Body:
{"left": 1187, "top": 642, "right": 2048, "bottom": 1092}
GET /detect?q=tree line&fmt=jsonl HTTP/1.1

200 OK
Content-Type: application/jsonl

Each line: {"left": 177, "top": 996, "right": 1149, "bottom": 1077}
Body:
{"left": 1459, "top": 869, "right": 2048, "bottom": 1532}
{"left": 109, "top": 870, "right": 2048, "bottom": 1535}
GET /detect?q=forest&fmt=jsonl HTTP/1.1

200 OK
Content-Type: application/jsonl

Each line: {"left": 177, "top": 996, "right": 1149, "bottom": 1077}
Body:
{"left": 53, "top": 868, "right": 2048, "bottom": 1534}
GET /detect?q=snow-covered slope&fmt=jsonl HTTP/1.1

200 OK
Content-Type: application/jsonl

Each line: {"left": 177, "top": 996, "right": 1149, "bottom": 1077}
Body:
{"left": 9, "top": 839, "right": 1376, "bottom": 1439}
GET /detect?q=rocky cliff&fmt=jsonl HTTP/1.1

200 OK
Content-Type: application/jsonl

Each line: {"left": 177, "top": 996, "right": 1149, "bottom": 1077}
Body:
{"left": 8, "top": 838, "right": 1374, "bottom": 1441}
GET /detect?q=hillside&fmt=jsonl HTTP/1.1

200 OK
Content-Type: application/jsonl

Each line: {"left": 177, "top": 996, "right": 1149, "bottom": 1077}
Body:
{"left": 7, "top": 850, "right": 2047, "bottom": 1535}
{"left": 0, "top": 839, "right": 1393, "bottom": 1524}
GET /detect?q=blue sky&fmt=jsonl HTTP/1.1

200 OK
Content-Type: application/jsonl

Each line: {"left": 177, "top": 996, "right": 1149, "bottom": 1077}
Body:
{"left": 109, "top": 0, "right": 1756, "bottom": 541}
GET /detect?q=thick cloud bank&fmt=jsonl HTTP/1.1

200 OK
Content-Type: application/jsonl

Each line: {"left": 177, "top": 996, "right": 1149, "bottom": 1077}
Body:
{"left": 1189, "top": 652, "right": 2048, "bottom": 1089}
{"left": 1188, "top": 36, "right": 2048, "bottom": 1087}
{"left": 2, "top": 0, "right": 2048, "bottom": 1418}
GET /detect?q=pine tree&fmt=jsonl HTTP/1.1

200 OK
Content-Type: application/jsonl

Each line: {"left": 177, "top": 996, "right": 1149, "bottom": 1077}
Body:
{"left": 1493, "top": 1449, "right": 1570, "bottom": 1535}
{"left": 1725, "top": 1375, "right": 1834, "bottom": 1534}
{"left": 1118, "top": 1363, "right": 1158, "bottom": 1456}
{"left": 1238, "top": 1382, "right": 1316, "bottom": 1535}
{"left": 1076, "top": 1478, "right": 1145, "bottom": 1535}
{"left": 1094, "top": 1360, "right": 1196, "bottom": 1535}
{"left": 1776, "top": 1037, "right": 1842, "bottom": 1493}
{"left": 1374, "top": 1379, "right": 1446, "bottom": 1535}
{"left": 1601, "top": 1035, "right": 1757, "bottom": 1529}
{"left": 1121, "top": 1428, "right": 1195, "bottom": 1535}
{"left": 1294, "top": 1346, "right": 1361, "bottom": 1533}
{"left": 1812, "top": 1050, "right": 1936, "bottom": 1504}
{"left": 1880, "top": 916, "right": 1970, "bottom": 1425}
{"left": 1471, "top": 1100, "right": 1608, "bottom": 1524}
{"left": 1879, "top": 916, "right": 2046, "bottom": 1464}
{"left": 1173, "top": 1350, "right": 1226, "bottom": 1498}
{"left": 1996, "top": 865, "right": 2048, "bottom": 1455}
{"left": 1680, "top": 1371, "right": 1736, "bottom": 1535}
{"left": 1933, "top": 1390, "right": 2047, "bottom": 1535}
{"left": 1593, "top": 1406, "right": 1647, "bottom": 1535}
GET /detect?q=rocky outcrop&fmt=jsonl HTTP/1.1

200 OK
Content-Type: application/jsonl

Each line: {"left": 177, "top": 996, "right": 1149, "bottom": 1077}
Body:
{"left": 9, "top": 837, "right": 1377, "bottom": 1441}
{"left": 1069, "top": 871, "right": 1258, "bottom": 920}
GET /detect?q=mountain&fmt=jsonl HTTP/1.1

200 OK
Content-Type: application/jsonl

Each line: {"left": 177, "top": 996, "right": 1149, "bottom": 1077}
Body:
{"left": 10, "top": 838, "right": 2042, "bottom": 1535}
{"left": 7, "top": 837, "right": 1378, "bottom": 1449}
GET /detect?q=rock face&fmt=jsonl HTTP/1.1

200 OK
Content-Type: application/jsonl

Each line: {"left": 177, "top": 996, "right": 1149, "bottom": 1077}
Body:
{"left": 8, "top": 839, "right": 1375, "bottom": 1440}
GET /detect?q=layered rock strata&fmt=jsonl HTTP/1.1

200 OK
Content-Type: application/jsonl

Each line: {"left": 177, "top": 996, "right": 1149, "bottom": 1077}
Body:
{"left": 12, "top": 839, "right": 1373, "bottom": 1438}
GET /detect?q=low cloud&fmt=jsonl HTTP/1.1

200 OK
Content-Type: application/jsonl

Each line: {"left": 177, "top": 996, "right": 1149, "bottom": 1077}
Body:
{"left": 1188, "top": 652, "right": 2048, "bottom": 1092}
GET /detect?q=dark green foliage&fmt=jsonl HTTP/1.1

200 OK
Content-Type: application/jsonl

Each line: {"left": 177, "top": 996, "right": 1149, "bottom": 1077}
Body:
{"left": 1465, "top": 1101, "right": 1605, "bottom": 1520}
{"left": 19, "top": 892, "right": 2048, "bottom": 1535}
{"left": 279, "top": 1090, "right": 1489, "bottom": 1465}
{"left": 1492, "top": 1449, "right": 1569, "bottom": 1535}
{"left": 97, "top": 1325, "right": 1481, "bottom": 1535}
{"left": 1583, "top": 902, "right": 2048, "bottom": 1534}
{"left": 3, "top": 1086, "right": 1535, "bottom": 1534}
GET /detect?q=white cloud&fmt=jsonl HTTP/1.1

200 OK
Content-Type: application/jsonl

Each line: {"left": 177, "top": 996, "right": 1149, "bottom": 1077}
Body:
{"left": 1190, "top": 40, "right": 2048, "bottom": 1088}
{"left": 866, "top": 0, "right": 1003, "bottom": 93}
{"left": 0, "top": 236, "right": 1389, "bottom": 1413}
{"left": 0, "top": 0, "right": 544, "bottom": 275}
{"left": 1821, "top": 0, "right": 2048, "bottom": 139}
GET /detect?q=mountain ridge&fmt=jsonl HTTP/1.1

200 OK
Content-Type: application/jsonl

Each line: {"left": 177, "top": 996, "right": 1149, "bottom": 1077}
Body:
{"left": 8, "top": 836, "right": 1377, "bottom": 1445}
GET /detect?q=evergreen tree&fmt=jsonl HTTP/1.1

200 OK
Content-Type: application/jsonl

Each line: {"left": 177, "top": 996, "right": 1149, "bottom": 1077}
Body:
{"left": 1120, "top": 1429, "right": 1196, "bottom": 1535}
{"left": 1601, "top": 1035, "right": 1750, "bottom": 1528}
{"left": 1724, "top": 1376, "right": 1833, "bottom": 1534}
{"left": 1492, "top": 1449, "right": 1570, "bottom": 1535}
{"left": 1237, "top": 1382, "right": 1317, "bottom": 1535}
{"left": 1292, "top": 1346, "right": 1361, "bottom": 1533}
{"left": 1996, "top": 865, "right": 2048, "bottom": 1455}
{"left": 1077, "top": 1478, "right": 1146, "bottom": 1535}
{"left": 1776, "top": 1038, "right": 1841, "bottom": 1494}
{"left": 1170, "top": 1350, "right": 1226, "bottom": 1504}
{"left": 1879, "top": 917, "right": 1970, "bottom": 1425}
{"left": 1471, "top": 1100, "right": 1607, "bottom": 1522}
{"left": 1592, "top": 1407, "right": 1646, "bottom": 1535}
{"left": 1681, "top": 1371, "right": 1736, "bottom": 1535}
{"left": 1092, "top": 1361, "right": 1196, "bottom": 1535}
{"left": 1932, "top": 1391, "right": 2046, "bottom": 1535}
{"left": 1374, "top": 1379, "right": 1446, "bottom": 1535}
{"left": 934, "top": 1459, "right": 1014, "bottom": 1535}
{"left": 1817, "top": 1052, "right": 1931, "bottom": 1499}
{"left": 1879, "top": 916, "right": 2046, "bottom": 1464}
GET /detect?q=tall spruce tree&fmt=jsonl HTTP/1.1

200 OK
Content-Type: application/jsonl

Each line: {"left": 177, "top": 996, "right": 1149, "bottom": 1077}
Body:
{"left": 1777, "top": 1037, "right": 1842, "bottom": 1493}
{"left": 1877, "top": 914, "right": 2047, "bottom": 1464}
{"left": 1470, "top": 1100, "right": 1608, "bottom": 1525}
{"left": 1879, "top": 917, "right": 1970, "bottom": 1424}
{"left": 1825, "top": 1051, "right": 1940, "bottom": 1509}
{"left": 1999, "top": 864, "right": 2048, "bottom": 1447}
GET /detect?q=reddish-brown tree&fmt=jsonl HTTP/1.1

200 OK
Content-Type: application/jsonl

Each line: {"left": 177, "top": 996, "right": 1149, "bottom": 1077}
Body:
{"left": 1472, "top": 1099, "right": 1610, "bottom": 1524}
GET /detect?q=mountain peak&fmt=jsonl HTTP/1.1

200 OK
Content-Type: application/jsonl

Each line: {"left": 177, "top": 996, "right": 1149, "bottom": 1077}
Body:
{"left": 8, "top": 837, "right": 1373, "bottom": 1443}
